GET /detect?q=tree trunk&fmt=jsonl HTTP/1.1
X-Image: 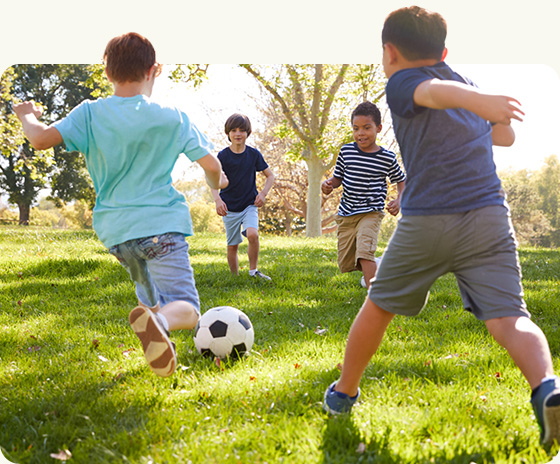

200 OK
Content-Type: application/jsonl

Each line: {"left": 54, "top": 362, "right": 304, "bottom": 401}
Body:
{"left": 18, "top": 202, "right": 30, "bottom": 225}
{"left": 305, "top": 156, "right": 326, "bottom": 237}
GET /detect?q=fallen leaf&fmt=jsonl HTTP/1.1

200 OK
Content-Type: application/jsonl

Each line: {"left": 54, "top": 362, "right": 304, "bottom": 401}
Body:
{"left": 50, "top": 449, "right": 72, "bottom": 461}
{"left": 356, "top": 442, "right": 366, "bottom": 454}
{"left": 98, "top": 355, "right": 108, "bottom": 362}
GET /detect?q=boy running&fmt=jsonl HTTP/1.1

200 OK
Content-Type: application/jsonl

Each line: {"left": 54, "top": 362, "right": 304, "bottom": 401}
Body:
{"left": 212, "top": 113, "right": 275, "bottom": 280}
{"left": 13, "top": 32, "right": 228, "bottom": 378}
{"left": 322, "top": 6, "right": 560, "bottom": 445}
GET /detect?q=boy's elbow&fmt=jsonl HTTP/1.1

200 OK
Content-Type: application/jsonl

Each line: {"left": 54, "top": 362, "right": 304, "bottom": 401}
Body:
{"left": 492, "top": 125, "right": 515, "bottom": 147}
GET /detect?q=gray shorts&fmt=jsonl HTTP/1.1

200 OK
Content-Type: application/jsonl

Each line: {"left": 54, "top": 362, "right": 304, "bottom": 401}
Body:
{"left": 368, "top": 205, "right": 529, "bottom": 321}
{"left": 222, "top": 205, "right": 259, "bottom": 246}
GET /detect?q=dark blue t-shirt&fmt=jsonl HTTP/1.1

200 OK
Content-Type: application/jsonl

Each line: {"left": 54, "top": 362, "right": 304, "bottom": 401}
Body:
{"left": 386, "top": 61, "right": 505, "bottom": 215}
{"left": 218, "top": 145, "right": 269, "bottom": 212}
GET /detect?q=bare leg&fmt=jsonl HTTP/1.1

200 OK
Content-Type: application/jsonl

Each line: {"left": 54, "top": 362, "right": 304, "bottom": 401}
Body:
{"left": 358, "top": 258, "right": 378, "bottom": 289}
{"left": 158, "top": 300, "right": 199, "bottom": 331}
{"left": 246, "top": 227, "right": 259, "bottom": 271}
{"left": 227, "top": 244, "right": 239, "bottom": 275}
{"left": 335, "top": 298, "right": 395, "bottom": 396}
{"left": 139, "top": 300, "right": 199, "bottom": 331}
{"left": 485, "top": 316, "right": 554, "bottom": 389}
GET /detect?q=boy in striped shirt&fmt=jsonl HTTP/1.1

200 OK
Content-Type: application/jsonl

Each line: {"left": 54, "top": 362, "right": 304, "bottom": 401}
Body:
{"left": 322, "top": 101, "right": 406, "bottom": 289}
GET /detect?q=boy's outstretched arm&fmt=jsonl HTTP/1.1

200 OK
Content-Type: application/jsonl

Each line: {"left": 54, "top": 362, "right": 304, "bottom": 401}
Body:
{"left": 197, "top": 154, "right": 228, "bottom": 190}
{"left": 413, "top": 79, "right": 524, "bottom": 125}
{"left": 13, "top": 102, "right": 63, "bottom": 150}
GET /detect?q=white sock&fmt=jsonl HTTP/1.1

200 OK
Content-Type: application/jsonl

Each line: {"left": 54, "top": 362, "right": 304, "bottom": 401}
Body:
{"left": 249, "top": 269, "right": 257, "bottom": 276}
{"left": 541, "top": 375, "right": 559, "bottom": 385}
{"left": 156, "top": 313, "right": 170, "bottom": 332}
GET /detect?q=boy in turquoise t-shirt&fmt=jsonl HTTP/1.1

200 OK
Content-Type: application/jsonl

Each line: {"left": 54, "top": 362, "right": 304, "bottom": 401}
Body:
{"left": 14, "top": 32, "right": 228, "bottom": 378}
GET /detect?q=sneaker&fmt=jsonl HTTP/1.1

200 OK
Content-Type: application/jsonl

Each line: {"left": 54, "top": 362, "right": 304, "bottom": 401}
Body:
{"left": 251, "top": 270, "right": 271, "bottom": 281}
{"left": 129, "top": 306, "right": 177, "bottom": 377}
{"left": 531, "top": 377, "right": 560, "bottom": 444}
{"left": 360, "top": 275, "right": 367, "bottom": 288}
{"left": 323, "top": 381, "right": 360, "bottom": 415}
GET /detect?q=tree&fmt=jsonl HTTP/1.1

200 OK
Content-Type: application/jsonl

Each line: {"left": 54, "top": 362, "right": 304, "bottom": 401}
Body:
{"left": 534, "top": 155, "right": 560, "bottom": 247}
{"left": 500, "top": 168, "right": 552, "bottom": 246}
{"left": 251, "top": 96, "right": 341, "bottom": 236}
{"left": 0, "top": 66, "right": 53, "bottom": 224}
{"left": 1, "top": 65, "right": 111, "bottom": 224}
{"left": 239, "top": 64, "right": 387, "bottom": 237}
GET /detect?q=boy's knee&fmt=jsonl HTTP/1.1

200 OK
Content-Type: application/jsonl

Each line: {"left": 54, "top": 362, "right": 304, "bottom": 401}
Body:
{"left": 245, "top": 228, "right": 259, "bottom": 241}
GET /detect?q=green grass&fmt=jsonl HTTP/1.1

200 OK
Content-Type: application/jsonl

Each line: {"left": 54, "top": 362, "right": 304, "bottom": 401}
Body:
{"left": 0, "top": 227, "right": 559, "bottom": 463}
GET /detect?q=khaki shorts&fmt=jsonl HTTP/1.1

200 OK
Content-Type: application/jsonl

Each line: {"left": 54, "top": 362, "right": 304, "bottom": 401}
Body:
{"left": 336, "top": 211, "right": 384, "bottom": 273}
{"left": 368, "top": 205, "right": 530, "bottom": 321}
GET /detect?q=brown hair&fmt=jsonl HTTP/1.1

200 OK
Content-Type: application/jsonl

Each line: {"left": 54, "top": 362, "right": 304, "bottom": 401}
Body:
{"left": 351, "top": 101, "right": 382, "bottom": 126}
{"left": 224, "top": 113, "right": 252, "bottom": 141}
{"left": 103, "top": 32, "right": 157, "bottom": 83}
{"left": 382, "top": 6, "right": 447, "bottom": 61}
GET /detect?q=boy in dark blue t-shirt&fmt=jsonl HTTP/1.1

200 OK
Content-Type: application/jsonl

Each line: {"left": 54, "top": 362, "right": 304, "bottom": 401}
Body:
{"left": 322, "top": 6, "right": 560, "bottom": 445}
{"left": 212, "top": 113, "right": 275, "bottom": 280}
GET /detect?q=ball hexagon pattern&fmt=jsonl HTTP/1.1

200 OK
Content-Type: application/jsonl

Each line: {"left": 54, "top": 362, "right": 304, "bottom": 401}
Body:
{"left": 193, "top": 306, "right": 254, "bottom": 359}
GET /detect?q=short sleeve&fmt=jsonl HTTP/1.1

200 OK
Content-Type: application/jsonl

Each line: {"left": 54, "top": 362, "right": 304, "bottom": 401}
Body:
{"left": 255, "top": 149, "right": 268, "bottom": 172}
{"left": 386, "top": 68, "right": 433, "bottom": 119}
{"left": 333, "top": 149, "right": 345, "bottom": 179}
{"left": 178, "top": 112, "right": 214, "bottom": 162}
{"left": 387, "top": 154, "right": 406, "bottom": 184}
{"left": 52, "top": 100, "right": 91, "bottom": 153}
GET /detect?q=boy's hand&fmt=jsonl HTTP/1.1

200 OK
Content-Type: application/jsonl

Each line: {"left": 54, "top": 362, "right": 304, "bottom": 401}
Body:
{"left": 473, "top": 94, "right": 524, "bottom": 125}
{"left": 13, "top": 101, "right": 43, "bottom": 120}
{"left": 214, "top": 198, "right": 228, "bottom": 216}
{"left": 322, "top": 179, "right": 334, "bottom": 195}
{"left": 254, "top": 192, "right": 267, "bottom": 208}
{"left": 386, "top": 198, "right": 401, "bottom": 216}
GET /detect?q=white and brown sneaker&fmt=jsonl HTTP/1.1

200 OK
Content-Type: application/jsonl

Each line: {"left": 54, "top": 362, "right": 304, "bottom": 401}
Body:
{"left": 129, "top": 306, "right": 177, "bottom": 377}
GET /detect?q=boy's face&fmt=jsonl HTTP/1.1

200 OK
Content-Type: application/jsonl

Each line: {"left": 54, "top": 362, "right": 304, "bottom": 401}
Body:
{"left": 352, "top": 115, "right": 381, "bottom": 152}
{"left": 228, "top": 127, "right": 248, "bottom": 145}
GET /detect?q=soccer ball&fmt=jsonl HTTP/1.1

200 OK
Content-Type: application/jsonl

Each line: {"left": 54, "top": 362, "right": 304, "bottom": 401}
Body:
{"left": 193, "top": 306, "right": 254, "bottom": 359}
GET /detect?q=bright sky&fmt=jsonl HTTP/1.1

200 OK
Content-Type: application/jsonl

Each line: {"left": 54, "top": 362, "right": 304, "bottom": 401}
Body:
{"left": 150, "top": 63, "right": 560, "bottom": 181}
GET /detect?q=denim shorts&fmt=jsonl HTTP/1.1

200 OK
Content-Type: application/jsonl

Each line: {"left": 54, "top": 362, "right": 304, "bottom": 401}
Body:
{"left": 109, "top": 232, "right": 200, "bottom": 313}
{"left": 222, "top": 205, "right": 259, "bottom": 246}
{"left": 368, "top": 205, "right": 529, "bottom": 321}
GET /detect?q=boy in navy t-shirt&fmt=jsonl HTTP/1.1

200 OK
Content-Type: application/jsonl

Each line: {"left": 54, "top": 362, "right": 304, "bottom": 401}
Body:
{"left": 212, "top": 113, "right": 275, "bottom": 280}
{"left": 322, "top": 6, "right": 560, "bottom": 445}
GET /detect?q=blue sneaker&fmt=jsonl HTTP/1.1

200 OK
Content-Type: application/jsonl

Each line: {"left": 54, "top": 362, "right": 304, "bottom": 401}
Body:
{"left": 531, "top": 378, "right": 560, "bottom": 444}
{"left": 323, "top": 381, "right": 360, "bottom": 415}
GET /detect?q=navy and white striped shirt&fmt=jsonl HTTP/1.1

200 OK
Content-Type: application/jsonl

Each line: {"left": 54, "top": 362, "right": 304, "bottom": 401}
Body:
{"left": 333, "top": 143, "right": 406, "bottom": 216}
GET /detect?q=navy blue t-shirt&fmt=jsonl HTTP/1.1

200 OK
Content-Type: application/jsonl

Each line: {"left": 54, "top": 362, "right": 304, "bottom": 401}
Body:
{"left": 386, "top": 61, "right": 505, "bottom": 215}
{"left": 218, "top": 145, "right": 269, "bottom": 212}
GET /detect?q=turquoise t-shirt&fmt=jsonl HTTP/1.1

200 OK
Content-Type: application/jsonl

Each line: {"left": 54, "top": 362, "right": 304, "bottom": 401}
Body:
{"left": 53, "top": 95, "right": 212, "bottom": 247}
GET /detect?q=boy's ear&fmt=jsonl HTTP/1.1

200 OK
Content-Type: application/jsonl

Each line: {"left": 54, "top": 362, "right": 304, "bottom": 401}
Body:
{"left": 441, "top": 48, "right": 448, "bottom": 61}
{"left": 384, "top": 43, "right": 399, "bottom": 64}
{"left": 104, "top": 68, "right": 113, "bottom": 83}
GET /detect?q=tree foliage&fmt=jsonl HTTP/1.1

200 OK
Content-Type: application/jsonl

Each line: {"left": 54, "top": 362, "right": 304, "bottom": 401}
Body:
{"left": 500, "top": 155, "right": 560, "bottom": 247}
{"left": 239, "top": 64, "right": 388, "bottom": 237}
{"left": 1, "top": 65, "right": 112, "bottom": 224}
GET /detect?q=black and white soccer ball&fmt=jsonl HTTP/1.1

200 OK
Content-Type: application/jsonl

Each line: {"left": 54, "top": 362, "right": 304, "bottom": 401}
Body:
{"left": 193, "top": 306, "right": 254, "bottom": 359}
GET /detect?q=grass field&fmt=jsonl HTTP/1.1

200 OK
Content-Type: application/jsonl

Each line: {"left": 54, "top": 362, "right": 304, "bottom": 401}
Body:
{"left": 1, "top": 227, "right": 559, "bottom": 463}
